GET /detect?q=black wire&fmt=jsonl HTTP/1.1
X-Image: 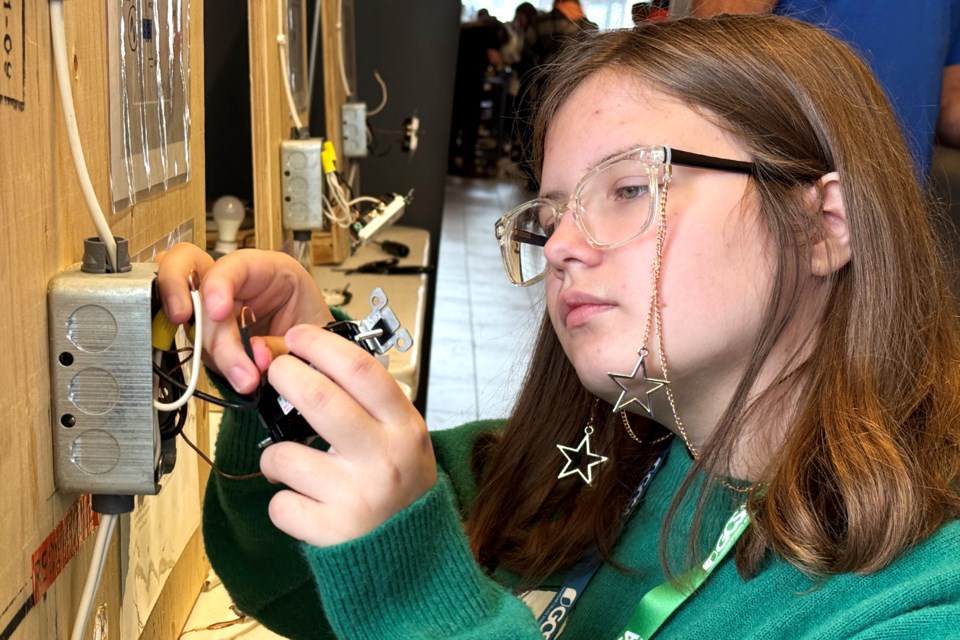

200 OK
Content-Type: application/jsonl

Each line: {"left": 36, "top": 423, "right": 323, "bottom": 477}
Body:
{"left": 153, "top": 362, "right": 259, "bottom": 411}
{"left": 156, "top": 348, "right": 187, "bottom": 439}
{"left": 335, "top": 171, "right": 355, "bottom": 198}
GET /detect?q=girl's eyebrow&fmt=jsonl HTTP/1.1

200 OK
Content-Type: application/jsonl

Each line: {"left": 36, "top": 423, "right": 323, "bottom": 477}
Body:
{"left": 539, "top": 144, "right": 652, "bottom": 199}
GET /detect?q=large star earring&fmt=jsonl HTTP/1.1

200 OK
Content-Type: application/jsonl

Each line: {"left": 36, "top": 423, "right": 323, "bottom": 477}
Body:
{"left": 608, "top": 348, "right": 669, "bottom": 416}
{"left": 557, "top": 415, "right": 609, "bottom": 485}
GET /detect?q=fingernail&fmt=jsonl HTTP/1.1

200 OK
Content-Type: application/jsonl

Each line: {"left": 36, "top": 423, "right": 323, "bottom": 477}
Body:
{"left": 164, "top": 296, "right": 184, "bottom": 320}
{"left": 229, "top": 366, "right": 255, "bottom": 391}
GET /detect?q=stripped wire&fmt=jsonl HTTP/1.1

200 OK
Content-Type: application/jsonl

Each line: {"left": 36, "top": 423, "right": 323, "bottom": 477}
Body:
{"left": 239, "top": 306, "right": 258, "bottom": 363}
{"left": 179, "top": 429, "right": 264, "bottom": 481}
{"left": 154, "top": 271, "right": 203, "bottom": 412}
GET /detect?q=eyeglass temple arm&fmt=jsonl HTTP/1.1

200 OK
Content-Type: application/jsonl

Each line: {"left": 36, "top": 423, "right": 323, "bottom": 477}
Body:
{"left": 511, "top": 228, "right": 548, "bottom": 247}
{"left": 667, "top": 148, "right": 756, "bottom": 175}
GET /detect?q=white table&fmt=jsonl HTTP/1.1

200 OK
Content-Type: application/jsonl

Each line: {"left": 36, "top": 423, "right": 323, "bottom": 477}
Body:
{"left": 311, "top": 225, "right": 431, "bottom": 400}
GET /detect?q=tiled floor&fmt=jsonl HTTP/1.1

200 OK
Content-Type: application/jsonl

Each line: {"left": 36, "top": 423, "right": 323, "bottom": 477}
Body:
{"left": 424, "top": 175, "right": 544, "bottom": 431}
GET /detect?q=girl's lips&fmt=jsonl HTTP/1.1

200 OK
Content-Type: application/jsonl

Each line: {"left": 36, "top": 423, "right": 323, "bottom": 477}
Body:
{"left": 565, "top": 302, "right": 614, "bottom": 328}
{"left": 559, "top": 291, "right": 615, "bottom": 329}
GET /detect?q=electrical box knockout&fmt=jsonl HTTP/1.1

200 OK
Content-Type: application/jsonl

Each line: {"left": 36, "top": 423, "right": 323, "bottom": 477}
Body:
{"left": 342, "top": 102, "right": 368, "bottom": 158}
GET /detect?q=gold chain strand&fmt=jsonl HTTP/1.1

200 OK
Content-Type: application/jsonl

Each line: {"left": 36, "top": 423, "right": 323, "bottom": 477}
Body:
{"left": 648, "top": 177, "right": 751, "bottom": 494}
{"left": 621, "top": 410, "right": 674, "bottom": 446}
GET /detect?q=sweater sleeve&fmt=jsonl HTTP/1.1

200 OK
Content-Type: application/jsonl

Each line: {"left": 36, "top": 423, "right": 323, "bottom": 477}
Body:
{"left": 202, "top": 377, "right": 336, "bottom": 639}
{"left": 202, "top": 372, "right": 521, "bottom": 639}
{"left": 848, "top": 604, "right": 960, "bottom": 639}
{"left": 303, "top": 472, "right": 542, "bottom": 640}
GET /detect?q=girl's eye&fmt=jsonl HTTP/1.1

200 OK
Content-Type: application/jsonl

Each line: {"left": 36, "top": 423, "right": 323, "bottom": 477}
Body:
{"left": 615, "top": 183, "right": 649, "bottom": 200}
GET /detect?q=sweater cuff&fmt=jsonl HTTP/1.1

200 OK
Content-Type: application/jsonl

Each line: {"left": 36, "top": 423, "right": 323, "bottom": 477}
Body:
{"left": 303, "top": 474, "right": 526, "bottom": 638}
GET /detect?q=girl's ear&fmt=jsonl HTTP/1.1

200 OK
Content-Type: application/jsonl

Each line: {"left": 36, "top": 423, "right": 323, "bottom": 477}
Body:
{"left": 809, "top": 172, "right": 851, "bottom": 276}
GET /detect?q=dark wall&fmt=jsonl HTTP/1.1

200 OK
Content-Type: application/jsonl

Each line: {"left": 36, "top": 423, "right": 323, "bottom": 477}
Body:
{"left": 349, "top": 1, "right": 461, "bottom": 413}
{"left": 204, "top": 1, "right": 459, "bottom": 413}
{"left": 203, "top": 1, "right": 253, "bottom": 207}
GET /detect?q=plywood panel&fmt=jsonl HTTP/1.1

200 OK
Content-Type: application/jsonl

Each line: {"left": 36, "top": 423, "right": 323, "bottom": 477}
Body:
{"left": 247, "top": 0, "right": 296, "bottom": 250}
{"left": 248, "top": 0, "right": 352, "bottom": 259}
{"left": 0, "top": 1, "right": 208, "bottom": 638}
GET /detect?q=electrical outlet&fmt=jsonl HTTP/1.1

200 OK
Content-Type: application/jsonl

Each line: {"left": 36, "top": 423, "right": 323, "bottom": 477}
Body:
{"left": 48, "top": 263, "right": 170, "bottom": 495}
{"left": 352, "top": 193, "right": 407, "bottom": 247}
{"left": 342, "top": 102, "right": 368, "bottom": 157}
{"left": 281, "top": 138, "right": 326, "bottom": 231}
{"left": 402, "top": 115, "right": 420, "bottom": 153}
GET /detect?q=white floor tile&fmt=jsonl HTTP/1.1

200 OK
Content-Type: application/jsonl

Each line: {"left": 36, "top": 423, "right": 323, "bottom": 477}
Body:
{"left": 426, "top": 176, "right": 531, "bottom": 429}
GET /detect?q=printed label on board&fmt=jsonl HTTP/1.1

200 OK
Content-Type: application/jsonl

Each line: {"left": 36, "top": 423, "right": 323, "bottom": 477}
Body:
{"left": 0, "top": 0, "right": 25, "bottom": 109}
{"left": 31, "top": 495, "right": 99, "bottom": 604}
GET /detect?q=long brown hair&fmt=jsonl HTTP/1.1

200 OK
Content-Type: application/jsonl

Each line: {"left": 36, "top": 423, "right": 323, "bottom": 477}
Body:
{"left": 467, "top": 15, "right": 960, "bottom": 581}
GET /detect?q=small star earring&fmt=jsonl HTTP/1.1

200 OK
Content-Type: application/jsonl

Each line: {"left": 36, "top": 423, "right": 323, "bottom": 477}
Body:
{"left": 557, "top": 411, "right": 609, "bottom": 485}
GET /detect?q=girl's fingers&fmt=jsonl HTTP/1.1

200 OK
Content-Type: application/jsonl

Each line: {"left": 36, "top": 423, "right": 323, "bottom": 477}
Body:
{"left": 267, "top": 490, "right": 358, "bottom": 547}
{"left": 267, "top": 352, "right": 385, "bottom": 458}
{"left": 259, "top": 441, "right": 344, "bottom": 504}
{"left": 156, "top": 243, "right": 214, "bottom": 324}
{"left": 201, "top": 249, "right": 332, "bottom": 327}
{"left": 284, "top": 324, "right": 414, "bottom": 426}
{"left": 204, "top": 320, "right": 263, "bottom": 393}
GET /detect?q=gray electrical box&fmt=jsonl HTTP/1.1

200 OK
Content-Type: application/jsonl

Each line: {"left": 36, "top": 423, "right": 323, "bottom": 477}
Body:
{"left": 281, "top": 138, "right": 326, "bottom": 231}
{"left": 48, "top": 263, "right": 164, "bottom": 495}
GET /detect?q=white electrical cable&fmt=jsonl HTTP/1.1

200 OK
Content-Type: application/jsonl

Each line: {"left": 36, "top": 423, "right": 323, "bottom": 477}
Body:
{"left": 49, "top": 0, "right": 119, "bottom": 272}
{"left": 153, "top": 287, "right": 203, "bottom": 412}
{"left": 277, "top": 0, "right": 305, "bottom": 132}
{"left": 322, "top": 194, "right": 352, "bottom": 228}
{"left": 366, "top": 70, "right": 388, "bottom": 117}
{"left": 70, "top": 513, "right": 119, "bottom": 640}
{"left": 336, "top": 0, "right": 352, "bottom": 96}
{"left": 347, "top": 161, "right": 359, "bottom": 190}
{"left": 348, "top": 195, "right": 383, "bottom": 207}
{"left": 326, "top": 173, "right": 353, "bottom": 216}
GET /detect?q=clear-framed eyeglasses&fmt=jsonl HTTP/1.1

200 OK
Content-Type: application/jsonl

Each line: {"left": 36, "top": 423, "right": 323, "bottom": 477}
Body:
{"left": 494, "top": 145, "right": 756, "bottom": 286}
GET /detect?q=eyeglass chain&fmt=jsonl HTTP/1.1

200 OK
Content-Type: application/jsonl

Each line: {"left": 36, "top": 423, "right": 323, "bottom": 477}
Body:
{"left": 630, "top": 174, "right": 753, "bottom": 494}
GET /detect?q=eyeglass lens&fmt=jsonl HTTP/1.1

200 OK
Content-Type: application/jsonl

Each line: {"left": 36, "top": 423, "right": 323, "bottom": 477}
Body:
{"left": 499, "top": 159, "right": 659, "bottom": 285}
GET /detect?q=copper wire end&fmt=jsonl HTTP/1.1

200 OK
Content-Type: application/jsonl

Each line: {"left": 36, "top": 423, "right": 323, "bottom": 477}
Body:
{"left": 187, "top": 269, "right": 200, "bottom": 292}
{"left": 240, "top": 306, "right": 257, "bottom": 329}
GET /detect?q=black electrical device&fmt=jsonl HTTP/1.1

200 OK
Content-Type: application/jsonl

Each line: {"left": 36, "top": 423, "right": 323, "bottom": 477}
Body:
{"left": 255, "top": 288, "right": 412, "bottom": 448}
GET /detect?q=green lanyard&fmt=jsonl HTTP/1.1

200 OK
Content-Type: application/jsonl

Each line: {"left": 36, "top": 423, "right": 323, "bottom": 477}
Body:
{"left": 614, "top": 504, "right": 751, "bottom": 640}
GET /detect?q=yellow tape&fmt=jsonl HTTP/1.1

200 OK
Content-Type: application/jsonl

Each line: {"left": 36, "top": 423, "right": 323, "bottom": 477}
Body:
{"left": 151, "top": 310, "right": 179, "bottom": 350}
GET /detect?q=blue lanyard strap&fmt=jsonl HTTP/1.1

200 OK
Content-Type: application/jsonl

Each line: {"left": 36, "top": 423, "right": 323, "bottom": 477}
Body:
{"left": 536, "top": 444, "right": 671, "bottom": 639}
{"left": 614, "top": 504, "right": 751, "bottom": 640}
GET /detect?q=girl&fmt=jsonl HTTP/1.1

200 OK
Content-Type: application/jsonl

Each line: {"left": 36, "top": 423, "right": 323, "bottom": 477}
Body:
{"left": 160, "top": 14, "right": 960, "bottom": 639}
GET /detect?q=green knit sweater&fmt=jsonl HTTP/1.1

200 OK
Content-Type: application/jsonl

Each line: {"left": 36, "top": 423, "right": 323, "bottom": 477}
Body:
{"left": 204, "top": 403, "right": 960, "bottom": 639}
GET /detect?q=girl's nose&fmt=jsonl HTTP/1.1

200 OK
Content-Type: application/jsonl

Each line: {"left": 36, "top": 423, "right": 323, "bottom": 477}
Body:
{"left": 543, "top": 206, "right": 601, "bottom": 273}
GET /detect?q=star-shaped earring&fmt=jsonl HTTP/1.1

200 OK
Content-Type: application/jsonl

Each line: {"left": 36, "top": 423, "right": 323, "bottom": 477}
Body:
{"left": 608, "top": 348, "right": 669, "bottom": 416}
{"left": 557, "top": 426, "right": 609, "bottom": 485}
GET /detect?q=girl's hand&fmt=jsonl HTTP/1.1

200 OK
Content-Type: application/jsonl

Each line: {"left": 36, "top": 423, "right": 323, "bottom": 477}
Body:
{"left": 259, "top": 324, "right": 437, "bottom": 546}
{"left": 156, "top": 243, "right": 334, "bottom": 393}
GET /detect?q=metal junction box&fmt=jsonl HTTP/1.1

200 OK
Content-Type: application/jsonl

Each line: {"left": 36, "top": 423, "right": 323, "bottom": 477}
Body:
{"left": 48, "top": 263, "right": 162, "bottom": 495}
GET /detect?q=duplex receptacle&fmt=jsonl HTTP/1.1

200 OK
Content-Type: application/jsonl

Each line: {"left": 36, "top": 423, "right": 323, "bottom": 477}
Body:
{"left": 352, "top": 193, "right": 407, "bottom": 247}
{"left": 48, "top": 263, "right": 171, "bottom": 495}
{"left": 402, "top": 115, "right": 419, "bottom": 153}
